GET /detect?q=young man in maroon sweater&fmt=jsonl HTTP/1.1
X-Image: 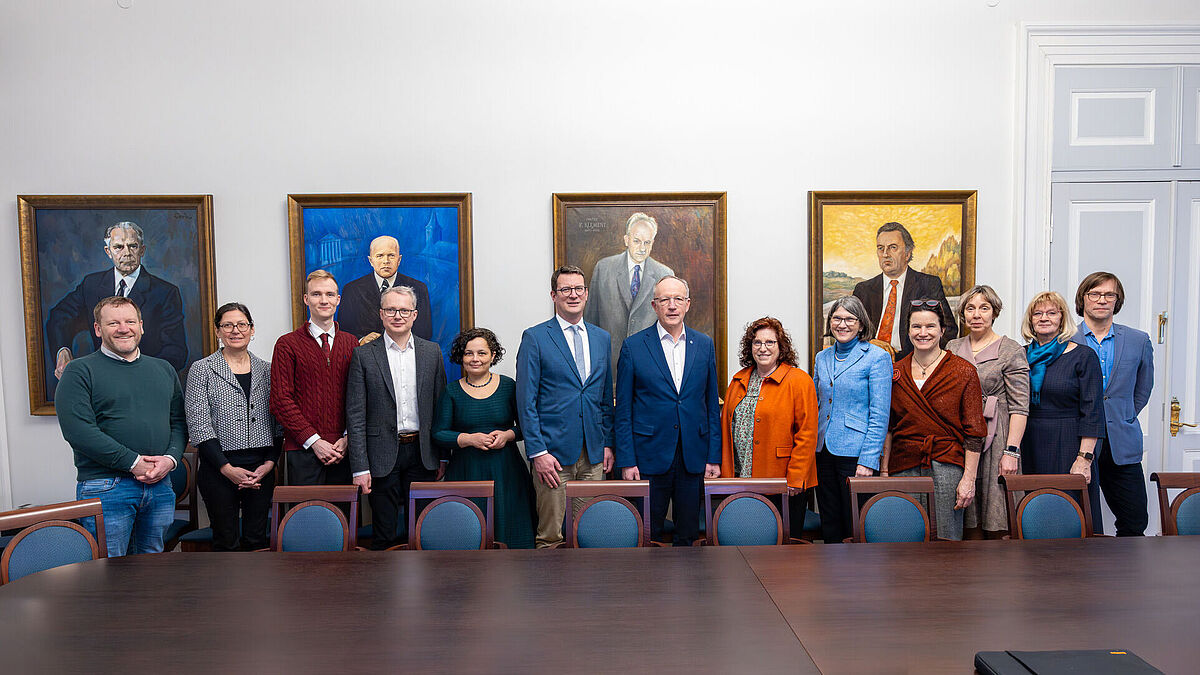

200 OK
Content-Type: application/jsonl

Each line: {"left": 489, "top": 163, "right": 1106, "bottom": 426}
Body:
{"left": 270, "top": 270, "right": 359, "bottom": 485}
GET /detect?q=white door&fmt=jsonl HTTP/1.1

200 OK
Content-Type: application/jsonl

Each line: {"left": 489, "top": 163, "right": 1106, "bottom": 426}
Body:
{"left": 1166, "top": 182, "right": 1200, "bottom": 478}
{"left": 1049, "top": 181, "right": 1171, "bottom": 534}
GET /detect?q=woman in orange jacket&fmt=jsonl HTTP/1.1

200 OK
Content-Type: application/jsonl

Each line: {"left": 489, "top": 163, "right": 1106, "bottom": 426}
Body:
{"left": 720, "top": 317, "right": 819, "bottom": 537}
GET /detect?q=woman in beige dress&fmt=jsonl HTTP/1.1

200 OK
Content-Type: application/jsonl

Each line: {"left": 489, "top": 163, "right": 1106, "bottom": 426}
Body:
{"left": 947, "top": 285, "right": 1030, "bottom": 539}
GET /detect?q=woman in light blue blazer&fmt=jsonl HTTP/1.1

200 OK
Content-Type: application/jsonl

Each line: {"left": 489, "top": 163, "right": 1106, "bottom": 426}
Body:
{"left": 813, "top": 296, "right": 893, "bottom": 543}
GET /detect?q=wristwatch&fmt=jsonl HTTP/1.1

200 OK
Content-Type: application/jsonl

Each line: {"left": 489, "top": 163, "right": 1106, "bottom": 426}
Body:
{"left": 1003, "top": 445, "right": 1021, "bottom": 459}
{"left": 1077, "top": 451, "right": 1094, "bottom": 461}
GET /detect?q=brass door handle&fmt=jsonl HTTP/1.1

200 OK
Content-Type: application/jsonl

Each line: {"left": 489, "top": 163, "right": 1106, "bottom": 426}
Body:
{"left": 1170, "top": 397, "right": 1198, "bottom": 437}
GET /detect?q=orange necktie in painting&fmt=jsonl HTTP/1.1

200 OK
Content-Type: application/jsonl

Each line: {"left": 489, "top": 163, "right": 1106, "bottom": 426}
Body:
{"left": 876, "top": 279, "right": 898, "bottom": 342}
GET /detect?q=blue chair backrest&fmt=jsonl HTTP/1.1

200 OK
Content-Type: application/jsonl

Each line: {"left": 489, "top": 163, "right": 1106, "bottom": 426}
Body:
{"left": 6, "top": 524, "right": 96, "bottom": 582}
{"left": 1020, "top": 492, "right": 1083, "bottom": 539}
{"left": 1176, "top": 492, "right": 1200, "bottom": 536}
{"left": 714, "top": 496, "right": 779, "bottom": 546}
{"left": 576, "top": 499, "right": 640, "bottom": 548}
{"left": 862, "top": 495, "right": 927, "bottom": 543}
{"left": 418, "top": 500, "right": 483, "bottom": 550}
{"left": 279, "top": 504, "right": 346, "bottom": 552}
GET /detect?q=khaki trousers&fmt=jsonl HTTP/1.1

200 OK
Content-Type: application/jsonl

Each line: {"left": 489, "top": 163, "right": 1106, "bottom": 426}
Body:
{"left": 532, "top": 451, "right": 604, "bottom": 548}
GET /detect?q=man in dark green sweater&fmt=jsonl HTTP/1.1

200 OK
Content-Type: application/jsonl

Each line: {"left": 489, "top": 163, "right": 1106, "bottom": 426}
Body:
{"left": 55, "top": 296, "right": 187, "bottom": 557}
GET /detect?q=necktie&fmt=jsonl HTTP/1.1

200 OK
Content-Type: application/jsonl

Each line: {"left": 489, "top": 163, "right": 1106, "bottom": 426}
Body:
{"left": 630, "top": 265, "right": 641, "bottom": 300}
{"left": 380, "top": 279, "right": 390, "bottom": 293}
{"left": 320, "top": 333, "right": 331, "bottom": 359}
{"left": 876, "top": 279, "right": 899, "bottom": 342}
{"left": 117, "top": 279, "right": 127, "bottom": 297}
{"left": 571, "top": 325, "right": 586, "bottom": 381}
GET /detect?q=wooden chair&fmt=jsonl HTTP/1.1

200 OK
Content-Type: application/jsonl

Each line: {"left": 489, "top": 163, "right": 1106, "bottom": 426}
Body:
{"left": 999, "top": 474, "right": 1093, "bottom": 539}
{"left": 564, "top": 480, "right": 650, "bottom": 548}
{"left": 403, "top": 481, "right": 501, "bottom": 550}
{"left": 164, "top": 451, "right": 199, "bottom": 551}
{"left": 1150, "top": 472, "right": 1200, "bottom": 535}
{"left": 0, "top": 499, "right": 106, "bottom": 584}
{"left": 849, "top": 477, "right": 937, "bottom": 543}
{"left": 268, "top": 485, "right": 361, "bottom": 551}
{"left": 700, "top": 478, "right": 807, "bottom": 546}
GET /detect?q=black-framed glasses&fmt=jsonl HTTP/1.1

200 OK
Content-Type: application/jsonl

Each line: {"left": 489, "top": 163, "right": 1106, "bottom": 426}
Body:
{"left": 382, "top": 308, "right": 416, "bottom": 317}
{"left": 1085, "top": 291, "right": 1119, "bottom": 301}
{"left": 555, "top": 285, "right": 587, "bottom": 296}
{"left": 830, "top": 316, "right": 859, "bottom": 326}
{"left": 219, "top": 321, "right": 251, "bottom": 333}
{"left": 909, "top": 300, "right": 940, "bottom": 309}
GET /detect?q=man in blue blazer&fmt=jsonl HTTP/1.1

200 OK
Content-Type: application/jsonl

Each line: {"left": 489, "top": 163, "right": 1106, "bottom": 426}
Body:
{"left": 516, "top": 265, "right": 615, "bottom": 548}
{"left": 1072, "top": 272, "right": 1154, "bottom": 536}
{"left": 615, "top": 276, "right": 721, "bottom": 546}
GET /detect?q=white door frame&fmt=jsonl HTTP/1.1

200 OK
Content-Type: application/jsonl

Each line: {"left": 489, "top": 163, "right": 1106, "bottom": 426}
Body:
{"left": 1015, "top": 24, "right": 1200, "bottom": 304}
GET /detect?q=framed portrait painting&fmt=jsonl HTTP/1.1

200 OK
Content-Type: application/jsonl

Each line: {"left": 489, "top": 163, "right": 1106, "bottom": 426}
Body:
{"left": 287, "top": 193, "right": 473, "bottom": 378}
{"left": 808, "top": 190, "right": 977, "bottom": 359}
{"left": 552, "top": 192, "right": 727, "bottom": 383}
{"left": 18, "top": 194, "right": 217, "bottom": 415}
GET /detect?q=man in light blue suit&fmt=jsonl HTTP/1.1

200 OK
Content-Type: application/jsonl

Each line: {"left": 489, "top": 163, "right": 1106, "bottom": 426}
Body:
{"left": 516, "top": 265, "right": 615, "bottom": 548}
{"left": 616, "top": 276, "right": 721, "bottom": 546}
{"left": 1071, "top": 272, "right": 1154, "bottom": 536}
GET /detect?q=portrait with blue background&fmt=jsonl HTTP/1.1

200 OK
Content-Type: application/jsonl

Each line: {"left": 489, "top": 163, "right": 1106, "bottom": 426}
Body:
{"left": 293, "top": 197, "right": 472, "bottom": 379}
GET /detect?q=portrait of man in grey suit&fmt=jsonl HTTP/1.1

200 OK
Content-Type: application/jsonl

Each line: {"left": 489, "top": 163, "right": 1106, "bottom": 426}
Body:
{"left": 345, "top": 285, "right": 447, "bottom": 549}
{"left": 584, "top": 212, "right": 674, "bottom": 376}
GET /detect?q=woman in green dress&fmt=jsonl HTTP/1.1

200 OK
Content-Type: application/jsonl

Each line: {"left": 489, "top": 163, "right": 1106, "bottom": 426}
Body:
{"left": 433, "top": 327, "right": 537, "bottom": 548}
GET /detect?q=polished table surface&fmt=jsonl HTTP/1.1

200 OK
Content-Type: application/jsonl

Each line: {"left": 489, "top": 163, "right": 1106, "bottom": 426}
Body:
{"left": 0, "top": 537, "right": 1194, "bottom": 674}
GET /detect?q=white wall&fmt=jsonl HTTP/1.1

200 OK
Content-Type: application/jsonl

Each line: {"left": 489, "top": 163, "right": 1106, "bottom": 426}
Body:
{"left": 3, "top": 0, "right": 1199, "bottom": 509}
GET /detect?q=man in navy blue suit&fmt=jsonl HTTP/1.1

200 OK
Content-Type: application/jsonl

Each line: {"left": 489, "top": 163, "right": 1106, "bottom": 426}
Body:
{"left": 1072, "top": 272, "right": 1154, "bottom": 536}
{"left": 515, "top": 265, "right": 615, "bottom": 548}
{"left": 615, "top": 276, "right": 721, "bottom": 546}
{"left": 46, "top": 221, "right": 187, "bottom": 385}
{"left": 337, "top": 236, "right": 432, "bottom": 341}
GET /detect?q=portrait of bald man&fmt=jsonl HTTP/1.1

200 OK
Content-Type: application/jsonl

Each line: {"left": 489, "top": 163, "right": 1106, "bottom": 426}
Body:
{"left": 337, "top": 235, "right": 433, "bottom": 341}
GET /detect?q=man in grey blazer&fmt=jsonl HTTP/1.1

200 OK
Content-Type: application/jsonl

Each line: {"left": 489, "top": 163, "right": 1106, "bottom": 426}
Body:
{"left": 584, "top": 212, "right": 674, "bottom": 378}
{"left": 1072, "top": 272, "right": 1154, "bottom": 536}
{"left": 346, "top": 285, "right": 447, "bottom": 549}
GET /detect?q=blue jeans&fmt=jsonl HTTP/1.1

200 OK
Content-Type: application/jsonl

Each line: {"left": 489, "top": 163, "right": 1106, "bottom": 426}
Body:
{"left": 76, "top": 476, "right": 175, "bottom": 557}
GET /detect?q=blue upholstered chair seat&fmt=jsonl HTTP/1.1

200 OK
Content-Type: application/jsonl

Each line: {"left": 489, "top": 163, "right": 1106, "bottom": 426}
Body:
{"left": 862, "top": 495, "right": 926, "bottom": 543}
{"left": 164, "top": 519, "right": 191, "bottom": 543}
{"left": 576, "top": 500, "right": 639, "bottom": 548}
{"left": 1021, "top": 493, "right": 1083, "bottom": 539}
{"left": 6, "top": 526, "right": 95, "bottom": 582}
{"left": 1173, "top": 492, "right": 1199, "bottom": 536}
{"left": 419, "top": 501, "right": 483, "bottom": 550}
{"left": 0, "top": 534, "right": 13, "bottom": 551}
{"left": 715, "top": 497, "right": 779, "bottom": 546}
{"left": 280, "top": 506, "right": 346, "bottom": 552}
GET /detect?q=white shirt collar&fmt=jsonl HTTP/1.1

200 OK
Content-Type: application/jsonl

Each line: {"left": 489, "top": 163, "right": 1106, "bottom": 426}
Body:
{"left": 100, "top": 344, "right": 140, "bottom": 362}
{"left": 114, "top": 265, "right": 142, "bottom": 287}
{"left": 656, "top": 321, "right": 686, "bottom": 344}
{"left": 627, "top": 253, "right": 644, "bottom": 273}
{"left": 556, "top": 314, "right": 584, "bottom": 332}
{"left": 373, "top": 272, "right": 398, "bottom": 289}
{"left": 307, "top": 321, "right": 336, "bottom": 340}
{"left": 384, "top": 331, "right": 413, "bottom": 352}
{"left": 883, "top": 268, "right": 908, "bottom": 290}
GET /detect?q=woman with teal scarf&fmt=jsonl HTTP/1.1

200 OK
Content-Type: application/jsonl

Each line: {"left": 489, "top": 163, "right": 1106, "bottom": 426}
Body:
{"left": 1018, "top": 291, "right": 1106, "bottom": 532}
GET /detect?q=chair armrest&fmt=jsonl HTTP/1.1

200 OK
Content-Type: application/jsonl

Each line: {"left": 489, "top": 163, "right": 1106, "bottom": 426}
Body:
{"left": 785, "top": 537, "right": 812, "bottom": 545}
{"left": 385, "top": 544, "right": 409, "bottom": 551}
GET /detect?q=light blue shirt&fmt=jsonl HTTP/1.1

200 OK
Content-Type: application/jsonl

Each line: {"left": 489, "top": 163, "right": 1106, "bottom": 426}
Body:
{"left": 1083, "top": 326, "right": 1115, "bottom": 389}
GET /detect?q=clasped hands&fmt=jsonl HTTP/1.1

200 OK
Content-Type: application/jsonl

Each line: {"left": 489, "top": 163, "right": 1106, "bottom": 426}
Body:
{"left": 312, "top": 437, "right": 348, "bottom": 466}
{"left": 459, "top": 429, "right": 515, "bottom": 451}
{"left": 220, "top": 461, "right": 276, "bottom": 490}
{"left": 131, "top": 455, "right": 174, "bottom": 484}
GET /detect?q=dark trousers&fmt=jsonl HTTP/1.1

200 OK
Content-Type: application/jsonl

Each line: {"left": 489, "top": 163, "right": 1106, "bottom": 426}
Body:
{"left": 286, "top": 448, "right": 352, "bottom": 486}
{"left": 1097, "top": 438, "right": 1148, "bottom": 536}
{"left": 648, "top": 441, "right": 702, "bottom": 547}
{"left": 815, "top": 449, "right": 859, "bottom": 544}
{"left": 197, "top": 458, "right": 275, "bottom": 551}
{"left": 368, "top": 441, "right": 436, "bottom": 550}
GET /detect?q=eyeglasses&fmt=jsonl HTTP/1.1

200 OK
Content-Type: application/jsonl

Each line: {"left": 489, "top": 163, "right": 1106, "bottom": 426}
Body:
{"left": 752, "top": 340, "right": 778, "bottom": 349}
{"left": 1031, "top": 310, "right": 1061, "bottom": 318}
{"left": 1085, "top": 291, "right": 1119, "bottom": 301}
{"left": 219, "top": 321, "right": 251, "bottom": 333}
{"left": 909, "top": 300, "right": 940, "bottom": 309}
{"left": 382, "top": 308, "right": 416, "bottom": 318}
{"left": 654, "top": 296, "right": 690, "bottom": 306}
{"left": 556, "top": 285, "right": 587, "bottom": 296}
{"left": 830, "top": 316, "right": 859, "bottom": 326}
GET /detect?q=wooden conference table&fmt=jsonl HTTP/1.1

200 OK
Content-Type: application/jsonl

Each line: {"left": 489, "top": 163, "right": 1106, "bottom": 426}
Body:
{"left": 0, "top": 536, "right": 1194, "bottom": 674}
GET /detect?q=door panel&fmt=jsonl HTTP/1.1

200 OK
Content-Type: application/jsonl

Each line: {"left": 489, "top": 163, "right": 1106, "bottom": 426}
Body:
{"left": 1053, "top": 66, "right": 1179, "bottom": 170}
{"left": 1167, "top": 182, "right": 1200, "bottom": 479}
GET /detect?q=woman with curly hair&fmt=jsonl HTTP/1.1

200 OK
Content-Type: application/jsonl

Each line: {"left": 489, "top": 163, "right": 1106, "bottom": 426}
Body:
{"left": 432, "top": 327, "right": 536, "bottom": 548}
{"left": 719, "top": 316, "right": 818, "bottom": 539}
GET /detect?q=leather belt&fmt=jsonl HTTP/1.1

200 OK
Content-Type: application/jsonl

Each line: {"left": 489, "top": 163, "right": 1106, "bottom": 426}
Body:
{"left": 398, "top": 431, "right": 419, "bottom": 444}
